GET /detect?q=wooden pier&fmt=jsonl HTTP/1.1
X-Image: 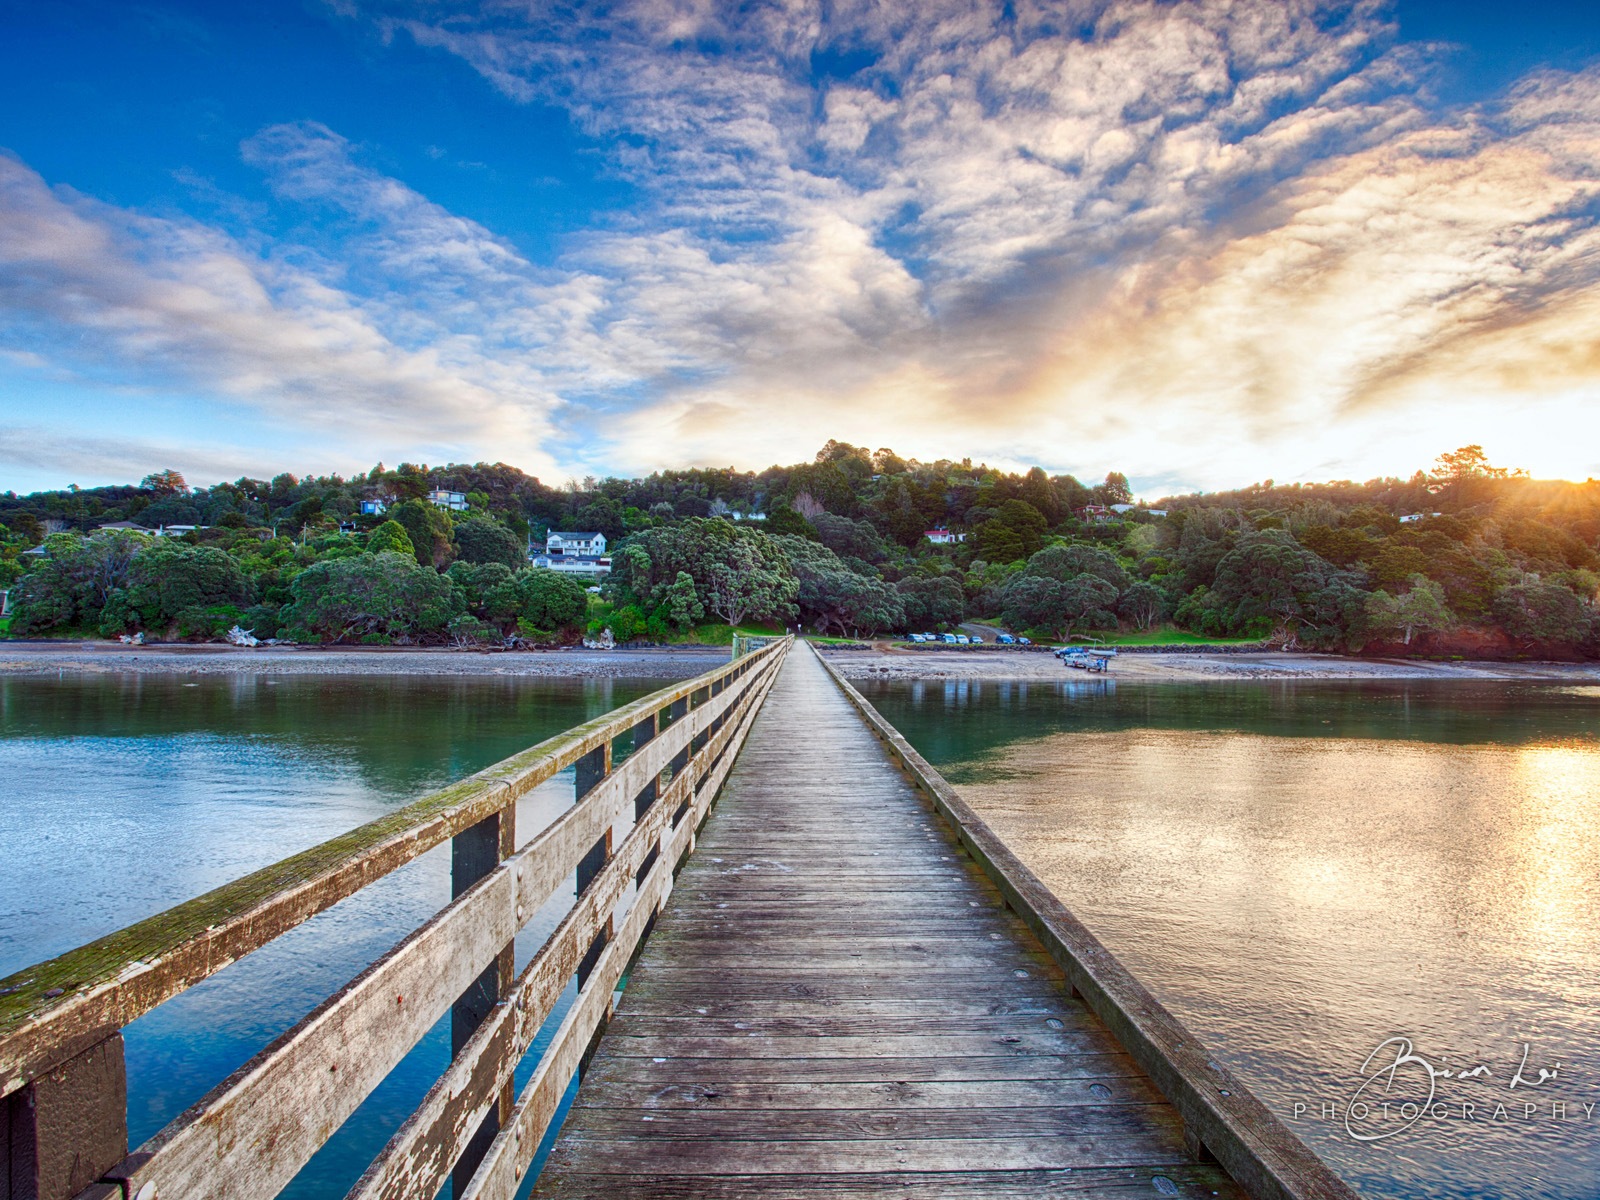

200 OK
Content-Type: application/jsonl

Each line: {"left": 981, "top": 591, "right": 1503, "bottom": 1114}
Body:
{"left": 0, "top": 638, "right": 1356, "bottom": 1200}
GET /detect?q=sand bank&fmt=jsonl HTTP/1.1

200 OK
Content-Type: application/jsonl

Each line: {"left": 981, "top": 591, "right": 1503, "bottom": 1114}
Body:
{"left": 820, "top": 645, "right": 1600, "bottom": 683}
{"left": 0, "top": 641, "right": 729, "bottom": 679}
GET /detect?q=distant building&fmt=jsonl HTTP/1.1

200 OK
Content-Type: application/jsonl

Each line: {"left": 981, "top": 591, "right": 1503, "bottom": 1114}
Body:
{"left": 546, "top": 531, "right": 607, "bottom": 556}
{"left": 1110, "top": 503, "right": 1136, "bottom": 514}
{"left": 360, "top": 499, "right": 388, "bottom": 516}
{"left": 924, "top": 528, "right": 965, "bottom": 544}
{"left": 1145, "top": 509, "right": 1169, "bottom": 518}
{"left": 97, "top": 521, "right": 146, "bottom": 532}
{"left": 1399, "top": 512, "right": 1443, "bottom": 524}
{"left": 153, "top": 525, "right": 207, "bottom": 538}
{"left": 731, "top": 511, "right": 767, "bottom": 522}
{"left": 426, "top": 489, "right": 468, "bottom": 511}
{"left": 532, "top": 531, "right": 611, "bottom": 577}
{"left": 1077, "top": 505, "right": 1115, "bottom": 523}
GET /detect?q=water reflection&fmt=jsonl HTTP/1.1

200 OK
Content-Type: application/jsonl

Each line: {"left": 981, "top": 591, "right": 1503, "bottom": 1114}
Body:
{"left": 861, "top": 679, "right": 1600, "bottom": 1200}
{"left": 0, "top": 670, "right": 683, "bottom": 1200}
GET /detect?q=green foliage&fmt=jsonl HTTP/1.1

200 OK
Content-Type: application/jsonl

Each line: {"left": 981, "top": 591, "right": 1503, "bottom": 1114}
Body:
{"left": 516, "top": 569, "right": 589, "bottom": 631}
{"left": 896, "top": 575, "right": 965, "bottom": 629}
{"left": 365, "top": 520, "right": 415, "bottom": 557}
{"left": 1366, "top": 576, "right": 1454, "bottom": 645}
{"left": 1493, "top": 576, "right": 1595, "bottom": 645}
{"left": 5, "top": 444, "right": 1600, "bottom": 657}
{"left": 285, "top": 552, "right": 461, "bottom": 643}
{"left": 610, "top": 518, "right": 797, "bottom": 629}
{"left": 454, "top": 517, "right": 524, "bottom": 568}
{"left": 125, "top": 541, "right": 252, "bottom": 630}
{"left": 390, "top": 499, "right": 455, "bottom": 569}
{"left": 663, "top": 570, "right": 705, "bottom": 628}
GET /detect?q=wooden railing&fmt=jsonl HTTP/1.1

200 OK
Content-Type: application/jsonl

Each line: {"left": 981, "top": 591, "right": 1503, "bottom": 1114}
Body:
{"left": 0, "top": 637, "right": 790, "bottom": 1200}
{"left": 816, "top": 646, "right": 1360, "bottom": 1200}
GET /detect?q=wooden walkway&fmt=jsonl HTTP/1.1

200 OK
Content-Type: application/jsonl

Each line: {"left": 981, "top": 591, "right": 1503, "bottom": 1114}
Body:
{"left": 533, "top": 646, "right": 1246, "bottom": 1199}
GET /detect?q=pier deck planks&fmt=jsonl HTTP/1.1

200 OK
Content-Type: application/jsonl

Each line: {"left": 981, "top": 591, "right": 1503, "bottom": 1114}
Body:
{"left": 533, "top": 647, "right": 1243, "bottom": 1199}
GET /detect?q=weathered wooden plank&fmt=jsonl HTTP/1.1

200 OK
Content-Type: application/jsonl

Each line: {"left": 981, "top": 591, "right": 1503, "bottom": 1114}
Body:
{"left": 569, "top": 1075, "right": 1161, "bottom": 1111}
{"left": 532, "top": 1165, "right": 1242, "bottom": 1199}
{"left": 815, "top": 648, "right": 1359, "bottom": 1200}
{"left": 575, "top": 1054, "right": 1148, "bottom": 1086}
{"left": 0, "top": 640, "right": 789, "bottom": 1100}
{"left": 599, "top": 1031, "right": 1116, "bottom": 1059}
{"left": 562, "top": 1102, "right": 1178, "bottom": 1142}
{"left": 458, "top": 644, "right": 785, "bottom": 1200}
{"left": 348, "top": 644, "right": 787, "bottom": 1200}
{"left": 538, "top": 1132, "right": 1190, "bottom": 1174}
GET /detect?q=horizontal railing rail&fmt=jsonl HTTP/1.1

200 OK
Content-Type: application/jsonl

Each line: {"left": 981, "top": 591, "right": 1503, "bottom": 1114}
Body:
{"left": 815, "top": 644, "right": 1359, "bottom": 1200}
{"left": 0, "top": 637, "right": 790, "bottom": 1200}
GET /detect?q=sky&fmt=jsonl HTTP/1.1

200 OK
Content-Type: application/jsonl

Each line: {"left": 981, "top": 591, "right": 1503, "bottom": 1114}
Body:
{"left": 1, "top": 0, "right": 1598, "bottom": 498}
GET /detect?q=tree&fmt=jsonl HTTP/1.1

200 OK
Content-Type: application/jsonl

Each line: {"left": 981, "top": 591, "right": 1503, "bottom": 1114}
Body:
{"left": 1365, "top": 575, "right": 1454, "bottom": 645}
{"left": 1118, "top": 581, "right": 1167, "bottom": 630}
{"left": 517, "top": 569, "right": 589, "bottom": 631}
{"left": 285, "top": 552, "right": 461, "bottom": 642}
{"left": 454, "top": 517, "right": 524, "bottom": 568}
{"left": 1207, "top": 530, "right": 1355, "bottom": 644}
{"left": 1019, "top": 544, "right": 1130, "bottom": 591}
{"left": 1493, "top": 577, "right": 1595, "bottom": 646}
{"left": 1100, "top": 471, "right": 1133, "bottom": 505}
{"left": 124, "top": 541, "right": 251, "bottom": 630}
{"left": 1002, "top": 574, "right": 1118, "bottom": 640}
{"left": 974, "top": 500, "right": 1048, "bottom": 563}
{"left": 141, "top": 469, "right": 188, "bottom": 497}
{"left": 897, "top": 575, "right": 965, "bottom": 629}
{"left": 365, "top": 520, "right": 415, "bottom": 557}
{"left": 1430, "top": 445, "right": 1516, "bottom": 485}
{"left": 664, "top": 571, "right": 704, "bottom": 628}
{"left": 390, "top": 499, "right": 455, "bottom": 569}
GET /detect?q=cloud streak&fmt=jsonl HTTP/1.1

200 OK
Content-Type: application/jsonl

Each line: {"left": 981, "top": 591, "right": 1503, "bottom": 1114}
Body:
{"left": 2, "top": 1, "right": 1598, "bottom": 489}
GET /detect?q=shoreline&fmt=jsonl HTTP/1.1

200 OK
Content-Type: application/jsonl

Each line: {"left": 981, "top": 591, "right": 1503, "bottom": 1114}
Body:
{"left": 819, "top": 645, "right": 1600, "bottom": 682}
{"left": 2, "top": 640, "right": 1598, "bottom": 683}
{"left": 0, "top": 641, "right": 730, "bottom": 679}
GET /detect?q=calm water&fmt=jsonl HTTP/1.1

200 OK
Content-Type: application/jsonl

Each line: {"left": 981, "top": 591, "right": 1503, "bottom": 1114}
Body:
{"left": 0, "top": 671, "right": 689, "bottom": 1199}
{"left": 860, "top": 677, "right": 1600, "bottom": 1200}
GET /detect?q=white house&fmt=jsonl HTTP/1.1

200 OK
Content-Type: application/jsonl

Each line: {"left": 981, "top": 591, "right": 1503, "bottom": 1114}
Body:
{"left": 532, "top": 531, "right": 611, "bottom": 577}
{"left": 360, "top": 499, "right": 388, "bottom": 516}
{"left": 731, "top": 511, "right": 767, "bottom": 522}
{"left": 427, "top": 489, "right": 468, "bottom": 511}
{"left": 546, "top": 531, "right": 607, "bottom": 556}
{"left": 925, "top": 528, "right": 965, "bottom": 544}
{"left": 1399, "top": 512, "right": 1443, "bottom": 524}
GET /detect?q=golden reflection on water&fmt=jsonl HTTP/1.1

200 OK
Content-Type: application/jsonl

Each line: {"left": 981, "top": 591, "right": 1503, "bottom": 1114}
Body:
{"left": 955, "top": 727, "right": 1600, "bottom": 1199}
{"left": 1508, "top": 743, "right": 1600, "bottom": 961}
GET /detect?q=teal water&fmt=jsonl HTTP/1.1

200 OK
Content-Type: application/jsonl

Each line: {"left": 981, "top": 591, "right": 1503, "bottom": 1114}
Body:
{"left": 860, "top": 677, "right": 1600, "bottom": 1200}
{"left": 0, "top": 671, "right": 689, "bottom": 1199}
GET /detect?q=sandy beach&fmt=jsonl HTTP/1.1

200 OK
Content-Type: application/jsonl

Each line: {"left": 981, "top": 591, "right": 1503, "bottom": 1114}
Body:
{"left": 0, "top": 641, "right": 731, "bottom": 679}
{"left": 819, "top": 644, "right": 1600, "bottom": 683}
{"left": 3, "top": 639, "right": 1597, "bottom": 684}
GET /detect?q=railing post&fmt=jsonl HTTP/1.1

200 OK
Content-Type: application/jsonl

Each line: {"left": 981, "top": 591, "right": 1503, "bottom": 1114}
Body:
{"left": 449, "top": 800, "right": 514, "bottom": 1198}
{"left": 2, "top": 1034, "right": 126, "bottom": 1200}
{"left": 666, "top": 696, "right": 691, "bottom": 825}
{"left": 631, "top": 712, "right": 660, "bottom": 887}
{"left": 574, "top": 743, "right": 612, "bottom": 988}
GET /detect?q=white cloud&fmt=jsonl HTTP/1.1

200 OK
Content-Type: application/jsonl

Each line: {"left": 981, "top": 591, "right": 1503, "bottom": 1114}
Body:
{"left": 3, "top": 2, "right": 1600, "bottom": 490}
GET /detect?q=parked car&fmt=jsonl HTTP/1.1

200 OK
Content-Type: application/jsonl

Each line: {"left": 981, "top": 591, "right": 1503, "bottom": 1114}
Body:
{"left": 941, "top": 633, "right": 958, "bottom": 644}
{"left": 968, "top": 633, "right": 984, "bottom": 644}
{"left": 953, "top": 634, "right": 968, "bottom": 644}
{"left": 997, "top": 633, "right": 1015, "bottom": 644}
{"left": 907, "top": 633, "right": 925, "bottom": 642}
{"left": 1017, "top": 637, "right": 1032, "bottom": 645}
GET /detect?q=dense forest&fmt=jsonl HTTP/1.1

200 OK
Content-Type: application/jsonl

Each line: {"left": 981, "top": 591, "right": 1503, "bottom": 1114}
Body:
{"left": 1, "top": 443, "right": 1597, "bottom": 658}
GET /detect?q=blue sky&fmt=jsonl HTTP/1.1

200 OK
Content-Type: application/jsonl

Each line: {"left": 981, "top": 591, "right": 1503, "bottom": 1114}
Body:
{"left": 1, "top": 0, "right": 1598, "bottom": 496}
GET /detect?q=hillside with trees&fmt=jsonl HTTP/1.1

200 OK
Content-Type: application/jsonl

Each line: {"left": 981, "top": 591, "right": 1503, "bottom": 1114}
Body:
{"left": 1, "top": 444, "right": 1597, "bottom": 658}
